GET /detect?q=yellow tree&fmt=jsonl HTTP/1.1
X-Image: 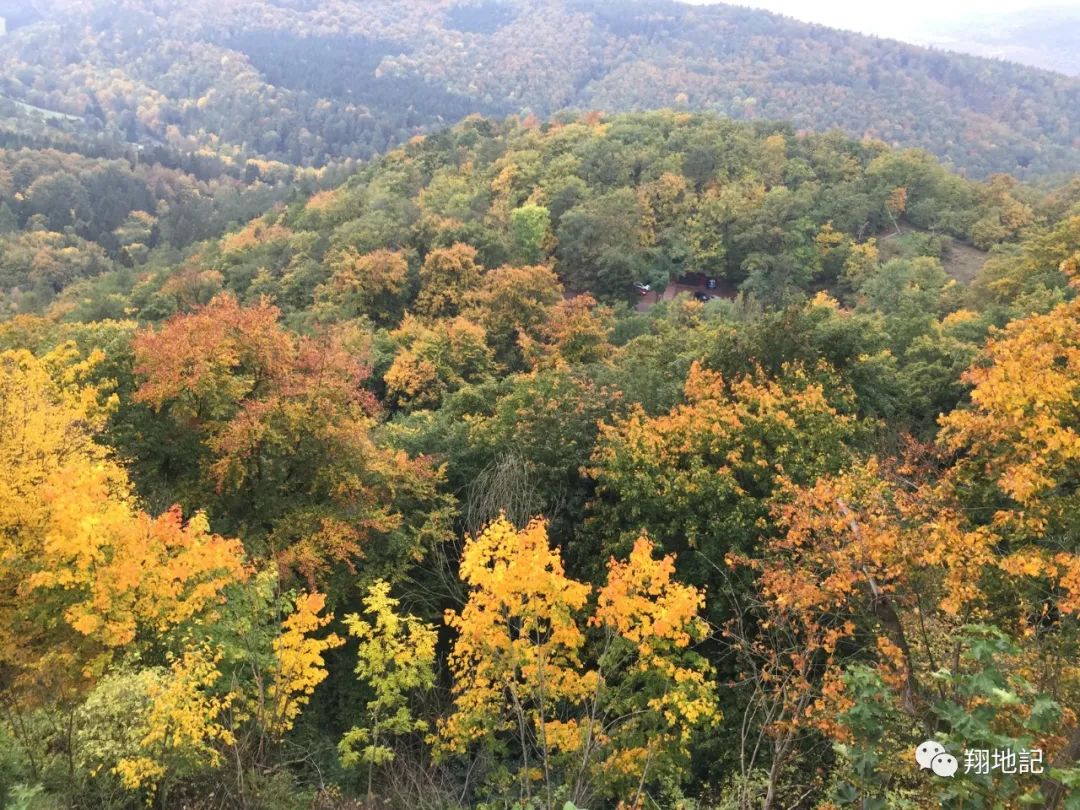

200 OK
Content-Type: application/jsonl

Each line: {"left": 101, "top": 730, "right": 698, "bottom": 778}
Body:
{"left": 0, "top": 346, "right": 249, "bottom": 700}
{"left": 885, "top": 186, "right": 907, "bottom": 234}
{"left": 339, "top": 580, "right": 438, "bottom": 801}
{"left": 587, "top": 360, "right": 858, "bottom": 580}
{"left": 438, "top": 516, "right": 595, "bottom": 805}
{"left": 261, "top": 591, "right": 344, "bottom": 739}
{"left": 586, "top": 536, "right": 719, "bottom": 805}
{"left": 519, "top": 294, "right": 615, "bottom": 369}
{"left": 315, "top": 247, "right": 410, "bottom": 324}
{"left": 384, "top": 314, "right": 495, "bottom": 410}
{"left": 0, "top": 345, "right": 299, "bottom": 804}
{"left": 936, "top": 281, "right": 1080, "bottom": 801}
{"left": 415, "top": 243, "right": 484, "bottom": 319}
{"left": 439, "top": 517, "right": 719, "bottom": 808}
{"left": 111, "top": 642, "right": 239, "bottom": 796}
{"left": 940, "top": 279, "right": 1080, "bottom": 547}
{"left": 465, "top": 263, "right": 562, "bottom": 364}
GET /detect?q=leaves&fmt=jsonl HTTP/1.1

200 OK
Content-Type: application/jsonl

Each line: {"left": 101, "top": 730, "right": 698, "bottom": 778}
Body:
{"left": 438, "top": 517, "right": 718, "bottom": 803}
{"left": 134, "top": 294, "right": 451, "bottom": 587}
{"left": 339, "top": 580, "right": 437, "bottom": 770}
{"left": 263, "top": 592, "right": 344, "bottom": 737}
{"left": 0, "top": 347, "right": 248, "bottom": 696}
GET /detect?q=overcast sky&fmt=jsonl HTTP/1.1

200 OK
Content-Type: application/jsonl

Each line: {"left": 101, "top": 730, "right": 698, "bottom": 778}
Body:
{"left": 682, "top": 0, "right": 1080, "bottom": 39}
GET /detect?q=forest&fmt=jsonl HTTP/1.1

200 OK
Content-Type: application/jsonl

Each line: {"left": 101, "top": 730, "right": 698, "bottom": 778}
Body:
{"left": 1, "top": 106, "right": 1079, "bottom": 808}
{"left": 0, "top": 0, "right": 1079, "bottom": 177}
{"left": 2, "top": 0, "right": 1080, "bottom": 807}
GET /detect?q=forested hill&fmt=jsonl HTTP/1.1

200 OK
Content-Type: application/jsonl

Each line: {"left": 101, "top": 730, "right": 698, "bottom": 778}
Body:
{"left": 2, "top": 0, "right": 1079, "bottom": 177}
{"left": 60, "top": 111, "right": 1072, "bottom": 327}
{"left": 5, "top": 110, "right": 1080, "bottom": 808}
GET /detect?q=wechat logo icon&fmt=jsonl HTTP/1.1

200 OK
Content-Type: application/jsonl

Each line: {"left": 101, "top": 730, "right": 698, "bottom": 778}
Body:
{"left": 916, "top": 740, "right": 958, "bottom": 777}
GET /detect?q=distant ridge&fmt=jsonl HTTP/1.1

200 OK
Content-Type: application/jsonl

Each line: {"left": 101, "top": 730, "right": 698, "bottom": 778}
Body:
{"left": 0, "top": 0, "right": 1076, "bottom": 177}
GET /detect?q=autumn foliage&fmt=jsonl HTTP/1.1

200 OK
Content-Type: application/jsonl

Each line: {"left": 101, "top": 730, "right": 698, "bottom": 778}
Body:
{"left": 439, "top": 516, "right": 718, "bottom": 804}
{"left": 132, "top": 293, "right": 449, "bottom": 586}
{"left": 2, "top": 110, "right": 1080, "bottom": 810}
{"left": 737, "top": 286, "right": 1080, "bottom": 805}
{"left": 0, "top": 346, "right": 248, "bottom": 698}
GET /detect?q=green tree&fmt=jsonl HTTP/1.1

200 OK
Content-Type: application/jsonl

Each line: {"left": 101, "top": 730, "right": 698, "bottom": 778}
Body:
{"left": 510, "top": 204, "right": 551, "bottom": 264}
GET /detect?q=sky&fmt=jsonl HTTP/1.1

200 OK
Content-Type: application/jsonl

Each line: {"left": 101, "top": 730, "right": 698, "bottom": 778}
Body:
{"left": 681, "top": 0, "right": 1080, "bottom": 40}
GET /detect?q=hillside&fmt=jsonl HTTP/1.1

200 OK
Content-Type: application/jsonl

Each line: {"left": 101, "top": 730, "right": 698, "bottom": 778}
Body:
{"left": 4, "top": 109, "right": 1080, "bottom": 808}
{"left": 3, "top": 2, "right": 1080, "bottom": 807}
{"left": 57, "top": 111, "right": 1054, "bottom": 321}
{"left": 0, "top": 0, "right": 1078, "bottom": 177}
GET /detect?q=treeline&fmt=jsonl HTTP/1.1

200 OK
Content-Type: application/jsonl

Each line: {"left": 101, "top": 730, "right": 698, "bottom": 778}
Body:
{"left": 1, "top": 111, "right": 1078, "bottom": 808}
{"left": 0, "top": 143, "right": 355, "bottom": 314}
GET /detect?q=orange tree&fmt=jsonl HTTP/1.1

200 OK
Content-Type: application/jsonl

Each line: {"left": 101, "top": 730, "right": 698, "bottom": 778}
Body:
{"left": 743, "top": 277, "right": 1080, "bottom": 807}
{"left": 132, "top": 293, "right": 453, "bottom": 591}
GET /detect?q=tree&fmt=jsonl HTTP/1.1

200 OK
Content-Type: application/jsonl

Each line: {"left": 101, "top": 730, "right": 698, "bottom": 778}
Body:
{"left": 261, "top": 591, "right": 344, "bottom": 738}
{"left": 519, "top": 294, "right": 615, "bottom": 369}
{"left": 415, "top": 243, "right": 484, "bottom": 319}
{"left": 587, "top": 360, "right": 859, "bottom": 579}
{"left": 740, "top": 279, "right": 1080, "bottom": 804}
{"left": 940, "top": 278, "right": 1080, "bottom": 543}
{"left": 510, "top": 205, "right": 552, "bottom": 264}
{"left": 384, "top": 314, "right": 495, "bottom": 410}
{"left": 463, "top": 368, "right": 624, "bottom": 537}
{"left": 0, "top": 346, "right": 249, "bottom": 704}
{"left": 111, "top": 643, "right": 238, "bottom": 798}
{"left": 885, "top": 185, "right": 907, "bottom": 234}
{"left": 556, "top": 189, "right": 648, "bottom": 300}
{"left": 586, "top": 535, "right": 720, "bottom": 804}
{"left": 466, "top": 262, "right": 562, "bottom": 365}
{"left": 339, "top": 581, "right": 437, "bottom": 801}
{"left": 685, "top": 182, "right": 747, "bottom": 278}
{"left": 438, "top": 516, "right": 595, "bottom": 806}
{"left": 748, "top": 453, "right": 1080, "bottom": 807}
{"left": 972, "top": 215, "right": 1079, "bottom": 309}
{"left": 438, "top": 517, "right": 719, "bottom": 807}
{"left": 315, "top": 247, "right": 410, "bottom": 325}
{"left": 133, "top": 294, "right": 452, "bottom": 588}
{"left": 24, "top": 172, "right": 92, "bottom": 231}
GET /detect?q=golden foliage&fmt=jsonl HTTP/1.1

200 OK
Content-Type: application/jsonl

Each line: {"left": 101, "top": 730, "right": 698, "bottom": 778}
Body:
{"left": 0, "top": 347, "right": 248, "bottom": 693}
{"left": 115, "top": 642, "right": 237, "bottom": 793}
{"left": 264, "top": 591, "right": 344, "bottom": 737}
{"left": 439, "top": 516, "right": 594, "bottom": 752}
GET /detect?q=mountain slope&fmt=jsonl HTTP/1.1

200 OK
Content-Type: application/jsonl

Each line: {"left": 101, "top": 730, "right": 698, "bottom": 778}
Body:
{"left": 61, "top": 110, "right": 1053, "bottom": 324}
{"left": 0, "top": 0, "right": 1078, "bottom": 177}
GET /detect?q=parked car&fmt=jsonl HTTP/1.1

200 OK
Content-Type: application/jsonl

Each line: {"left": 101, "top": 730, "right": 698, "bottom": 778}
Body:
{"left": 634, "top": 282, "right": 651, "bottom": 295}
{"left": 705, "top": 276, "right": 718, "bottom": 289}
{"left": 693, "top": 291, "right": 711, "bottom": 302}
